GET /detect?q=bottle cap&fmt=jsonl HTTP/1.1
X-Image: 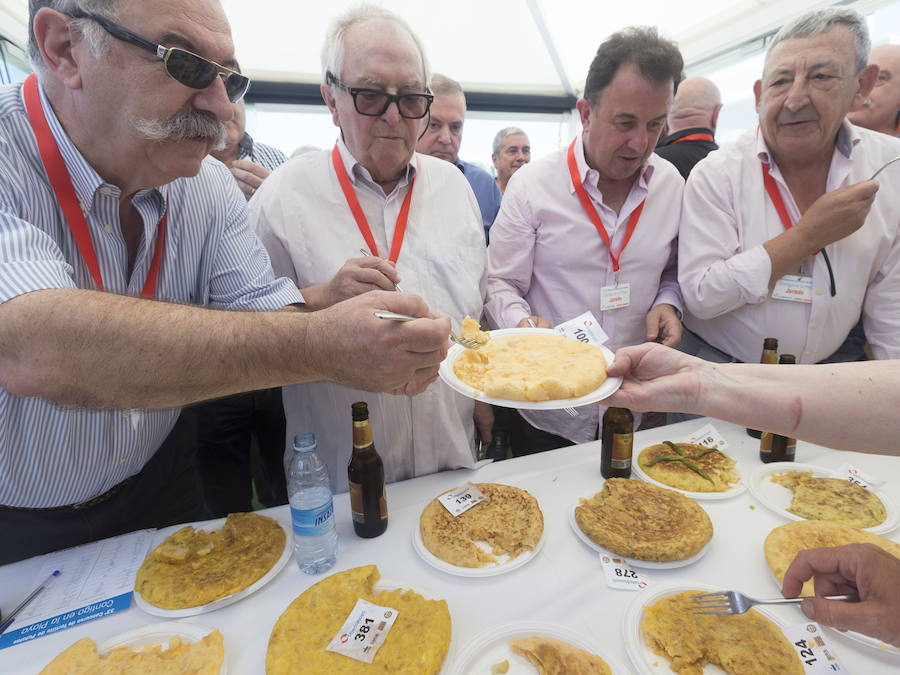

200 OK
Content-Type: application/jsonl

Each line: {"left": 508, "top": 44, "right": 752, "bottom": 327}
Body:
{"left": 778, "top": 354, "right": 796, "bottom": 364}
{"left": 293, "top": 432, "right": 316, "bottom": 452}
{"left": 352, "top": 401, "right": 369, "bottom": 421}
{"left": 763, "top": 337, "right": 778, "bottom": 350}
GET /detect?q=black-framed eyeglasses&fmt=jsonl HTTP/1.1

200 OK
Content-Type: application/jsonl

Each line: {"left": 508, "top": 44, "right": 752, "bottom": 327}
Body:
{"left": 326, "top": 72, "right": 432, "bottom": 119}
{"left": 65, "top": 11, "right": 250, "bottom": 103}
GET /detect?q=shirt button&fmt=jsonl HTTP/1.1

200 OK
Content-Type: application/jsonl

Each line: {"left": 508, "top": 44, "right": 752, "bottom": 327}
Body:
{"left": 815, "top": 290, "right": 824, "bottom": 296}
{"left": 810, "top": 324, "right": 819, "bottom": 330}
{"left": 99, "top": 186, "right": 114, "bottom": 196}
{"left": 104, "top": 224, "right": 113, "bottom": 233}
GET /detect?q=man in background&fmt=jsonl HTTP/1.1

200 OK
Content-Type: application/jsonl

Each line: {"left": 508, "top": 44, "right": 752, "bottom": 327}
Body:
{"left": 654, "top": 76, "right": 721, "bottom": 179}
{"left": 492, "top": 126, "right": 530, "bottom": 194}
{"left": 416, "top": 73, "right": 501, "bottom": 242}
{"left": 849, "top": 43, "right": 900, "bottom": 137}
{"left": 211, "top": 95, "right": 287, "bottom": 199}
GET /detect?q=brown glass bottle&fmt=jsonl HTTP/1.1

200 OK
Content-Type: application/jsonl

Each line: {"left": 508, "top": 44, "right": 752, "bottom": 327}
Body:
{"left": 747, "top": 337, "right": 779, "bottom": 439}
{"left": 759, "top": 354, "right": 797, "bottom": 463}
{"left": 348, "top": 402, "right": 388, "bottom": 538}
{"left": 601, "top": 407, "right": 634, "bottom": 479}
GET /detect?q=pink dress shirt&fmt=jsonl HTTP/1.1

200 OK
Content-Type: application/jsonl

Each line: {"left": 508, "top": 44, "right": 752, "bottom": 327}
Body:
{"left": 485, "top": 133, "right": 684, "bottom": 443}
{"left": 679, "top": 122, "right": 900, "bottom": 363}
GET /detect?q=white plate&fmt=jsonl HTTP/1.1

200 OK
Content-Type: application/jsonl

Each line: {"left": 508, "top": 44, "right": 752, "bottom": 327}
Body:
{"left": 569, "top": 496, "right": 711, "bottom": 569}
{"left": 97, "top": 621, "right": 226, "bottom": 674}
{"left": 624, "top": 582, "right": 794, "bottom": 675}
{"left": 438, "top": 327, "right": 622, "bottom": 410}
{"left": 134, "top": 517, "right": 293, "bottom": 617}
{"left": 413, "top": 496, "right": 546, "bottom": 577}
{"left": 449, "top": 620, "right": 628, "bottom": 675}
{"left": 748, "top": 462, "right": 900, "bottom": 534}
{"left": 632, "top": 446, "right": 748, "bottom": 501}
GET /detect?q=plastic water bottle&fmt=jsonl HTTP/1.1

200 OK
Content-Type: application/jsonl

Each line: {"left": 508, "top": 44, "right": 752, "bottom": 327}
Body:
{"left": 287, "top": 433, "right": 338, "bottom": 574}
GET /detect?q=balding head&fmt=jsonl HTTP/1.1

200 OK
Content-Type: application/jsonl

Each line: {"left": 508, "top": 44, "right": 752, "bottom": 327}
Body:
{"left": 667, "top": 76, "right": 722, "bottom": 133}
{"left": 848, "top": 43, "right": 900, "bottom": 136}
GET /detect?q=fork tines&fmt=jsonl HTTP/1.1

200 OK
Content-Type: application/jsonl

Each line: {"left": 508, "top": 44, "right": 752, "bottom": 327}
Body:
{"left": 689, "top": 591, "right": 735, "bottom": 615}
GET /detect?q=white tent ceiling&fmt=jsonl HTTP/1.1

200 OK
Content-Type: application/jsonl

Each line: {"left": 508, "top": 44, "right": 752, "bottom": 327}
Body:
{"left": 0, "top": 0, "right": 895, "bottom": 96}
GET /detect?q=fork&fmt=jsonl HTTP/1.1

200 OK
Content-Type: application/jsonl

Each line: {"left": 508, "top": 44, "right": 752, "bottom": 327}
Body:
{"left": 359, "top": 248, "right": 404, "bottom": 293}
{"left": 526, "top": 318, "right": 579, "bottom": 417}
{"left": 373, "top": 311, "right": 482, "bottom": 349}
{"left": 690, "top": 590, "right": 856, "bottom": 615}
{"left": 870, "top": 156, "right": 900, "bottom": 180}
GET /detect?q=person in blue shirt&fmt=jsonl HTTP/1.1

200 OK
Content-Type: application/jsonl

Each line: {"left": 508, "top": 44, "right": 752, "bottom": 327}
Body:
{"left": 416, "top": 73, "right": 501, "bottom": 243}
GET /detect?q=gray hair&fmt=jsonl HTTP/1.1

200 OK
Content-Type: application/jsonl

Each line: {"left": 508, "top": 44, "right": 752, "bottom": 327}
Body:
{"left": 768, "top": 8, "right": 870, "bottom": 74}
{"left": 320, "top": 4, "right": 431, "bottom": 88}
{"left": 430, "top": 73, "right": 463, "bottom": 98}
{"left": 28, "top": 1, "right": 119, "bottom": 71}
{"left": 492, "top": 126, "right": 528, "bottom": 155}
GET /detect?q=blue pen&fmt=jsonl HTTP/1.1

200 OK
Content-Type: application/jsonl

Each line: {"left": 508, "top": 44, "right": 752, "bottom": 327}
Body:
{"left": 0, "top": 570, "right": 61, "bottom": 635}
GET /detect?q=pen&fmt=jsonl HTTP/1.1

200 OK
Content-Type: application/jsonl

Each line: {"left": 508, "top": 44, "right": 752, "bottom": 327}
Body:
{"left": 0, "top": 570, "right": 61, "bottom": 635}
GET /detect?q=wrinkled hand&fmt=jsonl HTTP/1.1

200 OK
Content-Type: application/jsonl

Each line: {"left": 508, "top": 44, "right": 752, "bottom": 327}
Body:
{"left": 796, "top": 180, "right": 879, "bottom": 250}
{"left": 516, "top": 316, "right": 551, "bottom": 328}
{"left": 645, "top": 304, "right": 682, "bottom": 346}
{"left": 602, "top": 343, "right": 705, "bottom": 413}
{"left": 232, "top": 159, "right": 271, "bottom": 200}
{"left": 303, "top": 257, "right": 401, "bottom": 310}
{"left": 474, "top": 401, "right": 494, "bottom": 445}
{"left": 782, "top": 543, "right": 900, "bottom": 648}
{"left": 311, "top": 290, "right": 450, "bottom": 395}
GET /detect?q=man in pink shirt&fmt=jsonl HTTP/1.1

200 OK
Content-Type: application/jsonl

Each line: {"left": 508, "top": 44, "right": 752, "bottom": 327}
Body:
{"left": 485, "top": 27, "right": 684, "bottom": 453}
{"left": 679, "top": 8, "right": 900, "bottom": 368}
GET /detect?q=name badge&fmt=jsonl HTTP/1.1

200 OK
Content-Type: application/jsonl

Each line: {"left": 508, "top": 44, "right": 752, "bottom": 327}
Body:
{"left": 600, "top": 283, "right": 631, "bottom": 310}
{"left": 772, "top": 275, "right": 813, "bottom": 303}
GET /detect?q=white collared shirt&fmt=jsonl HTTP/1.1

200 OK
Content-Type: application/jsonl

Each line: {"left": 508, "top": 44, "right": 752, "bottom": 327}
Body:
{"left": 250, "top": 138, "right": 487, "bottom": 492}
{"left": 680, "top": 122, "right": 900, "bottom": 363}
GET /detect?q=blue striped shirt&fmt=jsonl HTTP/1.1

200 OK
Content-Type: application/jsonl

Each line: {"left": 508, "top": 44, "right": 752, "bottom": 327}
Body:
{"left": 0, "top": 82, "right": 302, "bottom": 508}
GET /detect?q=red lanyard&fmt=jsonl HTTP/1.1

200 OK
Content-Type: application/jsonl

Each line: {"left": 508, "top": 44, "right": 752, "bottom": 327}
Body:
{"left": 672, "top": 132, "right": 714, "bottom": 144}
{"left": 566, "top": 139, "right": 644, "bottom": 272}
{"left": 331, "top": 144, "right": 415, "bottom": 263}
{"left": 760, "top": 162, "right": 796, "bottom": 231}
{"left": 22, "top": 75, "right": 166, "bottom": 298}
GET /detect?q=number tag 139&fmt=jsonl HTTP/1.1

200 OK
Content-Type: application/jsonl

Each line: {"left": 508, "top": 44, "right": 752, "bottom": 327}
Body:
{"left": 438, "top": 483, "right": 487, "bottom": 517}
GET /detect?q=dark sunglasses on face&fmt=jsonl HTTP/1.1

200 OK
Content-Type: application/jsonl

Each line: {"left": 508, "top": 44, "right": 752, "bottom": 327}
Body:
{"left": 64, "top": 11, "right": 251, "bottom": 103}
{"left": 326, "top": 72, "right": 433, "bottom": 119}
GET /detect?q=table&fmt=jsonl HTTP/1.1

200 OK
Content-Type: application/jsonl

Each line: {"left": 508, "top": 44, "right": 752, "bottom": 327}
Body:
{"left": 3, "top": 418, "right": 900, "bottom": 674}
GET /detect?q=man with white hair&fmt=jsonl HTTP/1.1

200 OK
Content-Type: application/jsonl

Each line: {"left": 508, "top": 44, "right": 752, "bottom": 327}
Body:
{"left": 251, "top": 5, "right": 489, "bottom": 493}
{"left": 654, "top": 76, "right": 722, "bottom": 179}
{"left": 679, "top": 8, "right": 900, "bottom": 368}
{"left": 492, "top": 126, "right": 531, "bottom": 194}
{"left": 0, "top": 0, "right": 450, "bottom": 563}
{"left": 849, "top": 44, "right": 900, "bottom": 137}
{"left": 416, "top": 73, "right": 501, "bottom": 243}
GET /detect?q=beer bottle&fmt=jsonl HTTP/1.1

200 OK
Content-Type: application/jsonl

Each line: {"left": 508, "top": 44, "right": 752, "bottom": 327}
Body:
{"left": 348, "top": 402, "right": 388, "bottom": 538}
{"left": 601, "top": 407, "right": 634, "bottom": 479}
{"left": 747, "top": 337, "right": 779, "bottom": 438}
{"left": 759, "top": 354, "right": 797, "bottom": 463}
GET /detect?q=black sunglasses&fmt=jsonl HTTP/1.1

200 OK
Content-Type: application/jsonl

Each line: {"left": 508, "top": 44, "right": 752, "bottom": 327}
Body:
{"left": 326, "top": 72, "right": 433, "bottom": 119}
{"left": 65, "top": 11, "right": 250, "bottom": 103}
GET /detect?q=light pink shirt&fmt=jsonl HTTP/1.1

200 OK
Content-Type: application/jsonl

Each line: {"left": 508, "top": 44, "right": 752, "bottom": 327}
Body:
{"left": 680, "top": 122, "right": 900, "bottom": 363}
{"left": 485, "top": 133, "right": 683, "bottom": 443}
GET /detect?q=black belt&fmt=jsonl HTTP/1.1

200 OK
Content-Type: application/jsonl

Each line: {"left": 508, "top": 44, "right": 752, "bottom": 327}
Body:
{"left": 1, "top": 474, "right": 136, "bottom": 512}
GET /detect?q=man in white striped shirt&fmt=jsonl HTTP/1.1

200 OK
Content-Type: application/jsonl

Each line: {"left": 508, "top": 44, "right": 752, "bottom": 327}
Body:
{"left": 0, "top": 0, "right": 451, "bottom": 564}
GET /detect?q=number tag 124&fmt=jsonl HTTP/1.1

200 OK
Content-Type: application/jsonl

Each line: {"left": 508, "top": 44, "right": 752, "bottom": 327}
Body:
{"left": 782, "top": 622, "right": 845, "bottom": 673}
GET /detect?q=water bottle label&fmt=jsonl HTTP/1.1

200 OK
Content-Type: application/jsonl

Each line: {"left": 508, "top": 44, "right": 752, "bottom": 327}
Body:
{"left": 291, "top": 499, "right": 334, "bottom": 537}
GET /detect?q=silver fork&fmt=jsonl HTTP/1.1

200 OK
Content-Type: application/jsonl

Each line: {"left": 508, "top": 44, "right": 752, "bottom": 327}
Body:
{"left": 526, "top": 318, "right": 579, "bottom": 417}
{"left": 359, "top": 248, "right": 404, "bottom": 293}
{"left": 870, "top": 156, "right": 900, "bottom": 180}
{"left": 691, "top": 590, "right": 856, "bottom": 615}
{"left": 373, "top": 311, "right": 482, "bottom": 349}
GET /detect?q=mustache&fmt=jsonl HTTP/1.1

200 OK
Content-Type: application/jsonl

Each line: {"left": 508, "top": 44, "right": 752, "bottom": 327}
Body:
{"left": 132, "top": 110, "right": 226, "bottom": 150}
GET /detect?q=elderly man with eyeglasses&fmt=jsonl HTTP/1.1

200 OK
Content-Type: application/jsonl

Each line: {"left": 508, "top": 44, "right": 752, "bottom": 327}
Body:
{"left": 251, "top": 5, "right": 489, "bottom": 493}
{"left": 0, "top": 0, "right": 451, "bottom": 564}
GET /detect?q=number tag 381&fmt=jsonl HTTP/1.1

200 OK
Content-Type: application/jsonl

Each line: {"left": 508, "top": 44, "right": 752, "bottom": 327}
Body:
{"left": 326, "top": 598, "right": 399, "bottom": 664}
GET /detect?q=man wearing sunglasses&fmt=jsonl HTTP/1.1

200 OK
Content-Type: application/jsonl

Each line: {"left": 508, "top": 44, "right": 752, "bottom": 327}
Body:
{"left": 0, "top": 0, "right": 451, "bottom": 564}
{"left": 251, "top": 5, "right": 489, "bottom": 494}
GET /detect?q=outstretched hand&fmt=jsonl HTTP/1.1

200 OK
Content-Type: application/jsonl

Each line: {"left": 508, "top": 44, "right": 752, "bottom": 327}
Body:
{"left": 602, "top": 343, "right": 704, "bottom": 414}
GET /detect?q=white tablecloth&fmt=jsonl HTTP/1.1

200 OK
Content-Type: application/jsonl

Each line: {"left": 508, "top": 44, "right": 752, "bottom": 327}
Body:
{"left": 3, "top": 418, "right": 900, "bottom": 674}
